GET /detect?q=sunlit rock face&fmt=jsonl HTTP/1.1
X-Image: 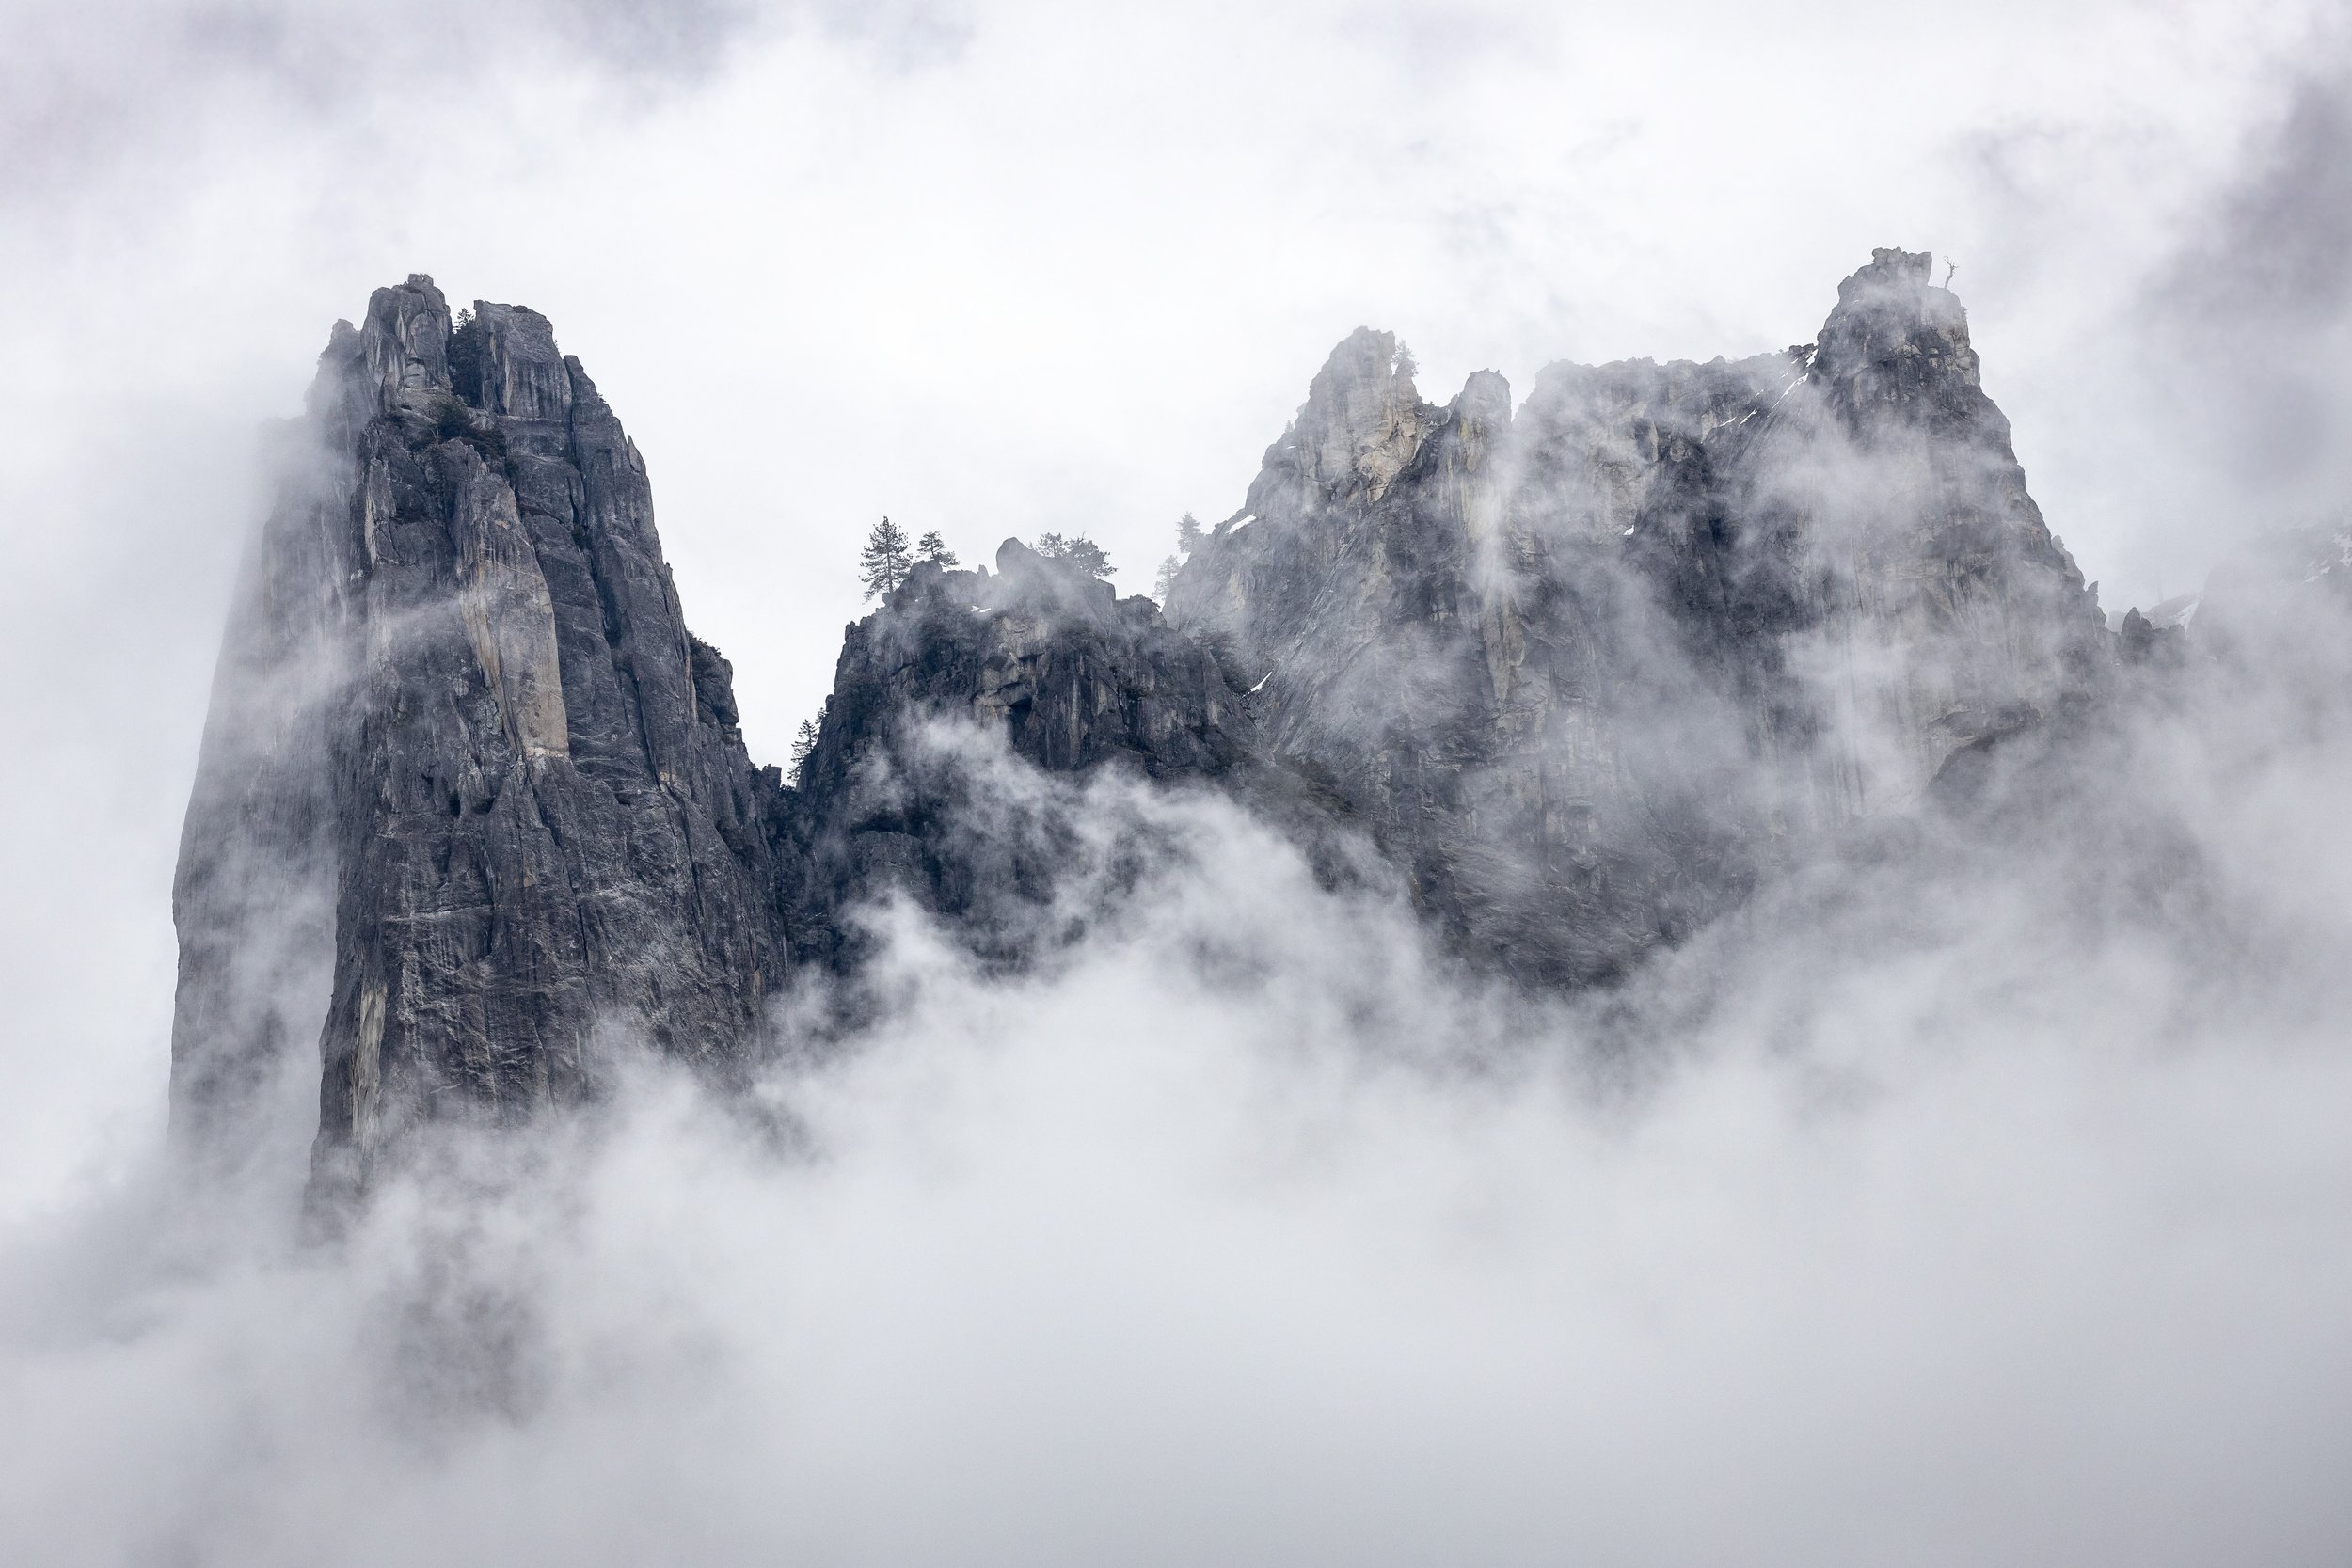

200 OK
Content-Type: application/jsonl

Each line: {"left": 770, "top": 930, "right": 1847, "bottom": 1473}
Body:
{"left": 1167, "top": 247, "right": 2109, "bottom": 985}
{"left": 173, "top": 276, "right": 785, "bottom": 1195}
{"left": 173, "top": 250, "right": 2122, "bottom": 1180}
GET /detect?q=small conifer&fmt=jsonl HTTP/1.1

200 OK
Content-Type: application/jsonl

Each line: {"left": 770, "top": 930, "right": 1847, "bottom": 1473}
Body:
{"left": 1035, "top": 532, "right": 1113, "bottom": 580}
{"left": 860, "top": 516, "right": 913, "bottom": 599}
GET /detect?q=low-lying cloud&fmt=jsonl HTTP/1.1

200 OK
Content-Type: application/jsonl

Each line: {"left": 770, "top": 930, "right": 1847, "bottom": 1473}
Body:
{"left": 7, "top": 594, "right": 2351, "bottom": 1565}
{"left": 7, "top": 3, "right": 2352, "bottom": 1562}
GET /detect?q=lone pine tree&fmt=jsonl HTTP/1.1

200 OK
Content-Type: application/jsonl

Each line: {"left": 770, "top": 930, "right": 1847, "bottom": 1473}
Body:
{"left": 860, "top": 516, "right": 913, "bottom": 599}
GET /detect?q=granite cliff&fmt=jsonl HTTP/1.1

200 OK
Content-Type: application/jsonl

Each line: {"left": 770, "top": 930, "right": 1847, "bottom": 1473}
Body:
{"left": 172, "top": 251, "right": 2136, "bottom": 1183}
{"left": 1165, "top": 247, "right": 2107, "bottom": 983}
{"left": 175, "top": 279, "right": 785, "bottom": 1193}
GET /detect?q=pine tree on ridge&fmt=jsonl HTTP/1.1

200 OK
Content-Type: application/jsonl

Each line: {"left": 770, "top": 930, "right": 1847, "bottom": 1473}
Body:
{"left": 860, "top": 516, "right": 913, "bottom": 599}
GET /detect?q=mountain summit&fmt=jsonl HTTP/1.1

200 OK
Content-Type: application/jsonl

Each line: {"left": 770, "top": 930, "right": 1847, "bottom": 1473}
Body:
{"left": 174, "top": 252, "right": 2120, "bottom": 1187}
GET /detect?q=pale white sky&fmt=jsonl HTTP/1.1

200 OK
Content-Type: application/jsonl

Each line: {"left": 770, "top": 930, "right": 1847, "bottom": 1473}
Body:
{"left": 4, "top": 11, "right": 2352, "bottom": 1561}
{"left": 0, "top": 0, "right": 2344, "bottom": 1206}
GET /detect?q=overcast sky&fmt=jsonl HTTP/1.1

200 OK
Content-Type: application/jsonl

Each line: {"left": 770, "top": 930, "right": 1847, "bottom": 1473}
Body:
{"left": 0, "top": 0, "right": 2343, "bottom": 1232}
{"left": 0, "top": 0, "right": 2339, "bottom": 1212}
{"left": 4, "top": 7, "right": 2352, "bottom": 1562}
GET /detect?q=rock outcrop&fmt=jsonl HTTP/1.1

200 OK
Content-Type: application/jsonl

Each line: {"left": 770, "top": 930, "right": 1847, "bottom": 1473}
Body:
{"left": 174, "top": 277, "right": 785, "bottom": 1193}
{"left": 172, "top": 250, "right": 2127, "bottom": 1182}
{"left": 1166, "top": 248, "right": 2108, "bottom": 984}
{"left": 770, "top": 537, "right": 1279, "bottom": 974}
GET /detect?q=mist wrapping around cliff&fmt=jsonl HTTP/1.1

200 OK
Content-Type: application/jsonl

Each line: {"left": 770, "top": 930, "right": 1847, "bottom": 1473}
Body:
{"left": 8, "top": 641, "right": 2352, "bottom": 1563}
{"left": 5, "top": 1, "right": 2352, "bottom": 1563}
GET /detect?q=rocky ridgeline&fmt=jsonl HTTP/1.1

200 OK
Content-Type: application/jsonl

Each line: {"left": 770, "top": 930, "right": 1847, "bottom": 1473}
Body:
{"left": 1166, "top": 247, "right": 2108, "bottom": 984}
{"left": 173, "top": 251, "right": 2129, "bottom": 1185}
{"left": 773, "top": 536, "right": 1294, "bottom": 977}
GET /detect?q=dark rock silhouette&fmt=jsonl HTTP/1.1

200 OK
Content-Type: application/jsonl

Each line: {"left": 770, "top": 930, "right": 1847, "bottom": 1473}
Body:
{"left": 175, "top": 277, "right": 785, "bottom": 1195}
{"left": 770, "top": 537, "right": 1283, "bottom": 976}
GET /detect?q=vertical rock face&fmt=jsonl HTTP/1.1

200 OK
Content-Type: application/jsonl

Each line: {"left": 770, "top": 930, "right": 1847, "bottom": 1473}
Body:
{"left": 1167, "top": 248, "right": 2108, "bottom": 985}
{"left": 172, "top": 276, "right": 783, "bottom": 1191}
{"left": 1746, "top": 248, "right": 2106, "bottom": 799}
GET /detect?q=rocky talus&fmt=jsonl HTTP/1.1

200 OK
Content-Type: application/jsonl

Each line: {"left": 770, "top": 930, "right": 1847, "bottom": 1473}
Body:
{"left": 173, "top": 250, "right": 2129, "bottom": 1182}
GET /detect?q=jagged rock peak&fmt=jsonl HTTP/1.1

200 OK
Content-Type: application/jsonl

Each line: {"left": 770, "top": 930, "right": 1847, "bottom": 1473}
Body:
{"left": 1268, "top": 325, "right": 1439, "bottom": 510}
{"left": 1844, "top": 245, "right": 1937, "bottom": 294}
{"left": 358, "top": 273, "right": 455, "bottom": 399}
{"left": 173, "top": 277, "right": 785, "bottom": 1196}
{"left": 1160, "top": 246, "right": 2117, "bottom": 983}
{"left": 453, "top": 301, "right": 576, "bottom": 421}
{"left": 1808, "top": 245, "right": 1994, "bottom": 426}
